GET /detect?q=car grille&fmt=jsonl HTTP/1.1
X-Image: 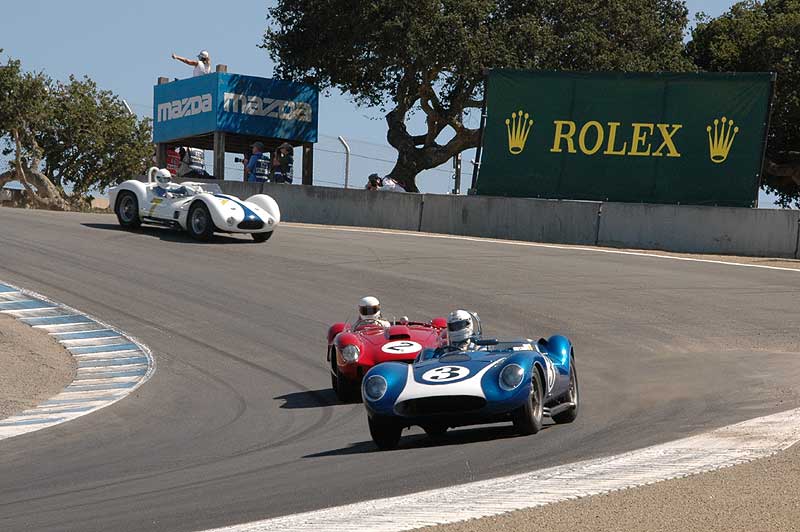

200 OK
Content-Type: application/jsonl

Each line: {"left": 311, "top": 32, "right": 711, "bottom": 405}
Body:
{"left": 396, "top": 396, "right": 486, "bottom": 416}
{"left": 238, "top": 219, "right": 264, "bottom": 230}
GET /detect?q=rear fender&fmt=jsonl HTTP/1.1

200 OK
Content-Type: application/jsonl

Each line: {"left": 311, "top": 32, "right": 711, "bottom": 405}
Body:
{"left": 538, "top": 335, "right": 573, "bottom": 393}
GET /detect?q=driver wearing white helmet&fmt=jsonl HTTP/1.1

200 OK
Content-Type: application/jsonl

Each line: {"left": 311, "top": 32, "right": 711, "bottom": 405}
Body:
{"left": 150, "top": 167, "right": 186, "bottom": 198}
{"left": 354, "top": 296, "right": 390, "bottom": 328}
{"left": 444, "top": 309, "right": 479, "bottom": 351}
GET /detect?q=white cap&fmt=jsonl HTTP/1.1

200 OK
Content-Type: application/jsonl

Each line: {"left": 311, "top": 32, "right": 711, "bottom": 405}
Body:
{"left": 198, "top": 50, "right": 210, "bottom": 60}
{"left": 358, "top": 296, "right": 381, "bottom": 319}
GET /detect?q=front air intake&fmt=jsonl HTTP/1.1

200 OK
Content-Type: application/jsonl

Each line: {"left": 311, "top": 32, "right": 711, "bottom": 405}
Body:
{"left": 395, "top": 396, "right": 486, "bottom": 416}
{"left": 238, "top": 220, "right": 264, "bottom": 230}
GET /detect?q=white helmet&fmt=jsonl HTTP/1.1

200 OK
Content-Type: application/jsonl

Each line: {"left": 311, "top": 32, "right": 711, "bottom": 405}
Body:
{"left": 154, "top": 168, "right": 172, "bottom": 187}
{"left": 198, "top": 50, "right": 210, "bottom": 60}
{"left": 358, "top": 296, "right": 381, "bottom": 321}
{"left": 447, "top": 310, "right": 474, "bottom": 348}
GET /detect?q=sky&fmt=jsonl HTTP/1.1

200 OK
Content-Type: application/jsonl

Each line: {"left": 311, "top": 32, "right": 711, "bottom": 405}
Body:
{"left": 2, "top": 0, "right": 777, "bottom": 204}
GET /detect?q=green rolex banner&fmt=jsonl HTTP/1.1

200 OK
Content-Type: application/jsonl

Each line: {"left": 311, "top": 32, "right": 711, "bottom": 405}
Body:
{"left": 477, "top": 70, "right": 774, "bottom": 207}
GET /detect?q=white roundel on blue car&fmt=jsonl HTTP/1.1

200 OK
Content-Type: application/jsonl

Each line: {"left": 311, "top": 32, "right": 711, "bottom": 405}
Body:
{"left": 421, "top": 366, "right": 470, "bottom": 382}
{"left": 381, "top": 340, "right": 422, "bottom": 355}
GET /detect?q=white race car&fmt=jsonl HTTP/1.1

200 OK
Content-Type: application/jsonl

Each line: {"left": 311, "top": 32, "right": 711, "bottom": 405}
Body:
{"left": 110, "top": 167, "right": 280, "bottom": 242}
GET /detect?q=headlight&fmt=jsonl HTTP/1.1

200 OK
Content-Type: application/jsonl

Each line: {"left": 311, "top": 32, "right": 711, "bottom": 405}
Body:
{"left": 341, "top": 344, "right": 360, "bottom": 363}
{"left": 363, "top": 375, "right": 387, "bottom": 402}
{"left": 499, "top": 364, "right": 524, "bottom": 391}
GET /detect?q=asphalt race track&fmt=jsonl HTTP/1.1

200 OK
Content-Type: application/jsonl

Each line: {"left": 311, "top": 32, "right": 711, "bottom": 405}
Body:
{"left": 1, "top": 207, "right": 799, "bottom": 532}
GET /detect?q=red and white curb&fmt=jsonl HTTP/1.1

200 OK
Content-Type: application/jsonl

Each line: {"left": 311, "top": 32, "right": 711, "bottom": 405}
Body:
{"left": 0, "top": 281, "right": 155, "bottom": 441}
{"left": 198, "top": 407, "right": 800, "bottom": 532}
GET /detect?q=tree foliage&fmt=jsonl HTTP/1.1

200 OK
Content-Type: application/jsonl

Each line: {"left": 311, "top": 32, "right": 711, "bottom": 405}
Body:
{"left": 263, "top": 0, "right": 693, "bottom": 191}
{"left": 0, "top": 52, "right": 152, "bottom": 210}
{"left": 687, "top": 0, "right": 800, "bottom": 207}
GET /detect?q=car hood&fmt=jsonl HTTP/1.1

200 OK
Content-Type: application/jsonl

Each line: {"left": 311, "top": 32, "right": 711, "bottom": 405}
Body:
{"left": 357, "top": 326, "right": 443, "bottom": 362}
{"left": 409, "top": 351, "right": 506, "bottom": 386}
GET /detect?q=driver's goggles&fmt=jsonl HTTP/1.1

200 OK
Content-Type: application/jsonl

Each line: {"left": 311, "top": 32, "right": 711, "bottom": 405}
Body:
{"left": 447, "top": 319, "right": 470, "bottom": 331}
{"left": 359, "top": 305, "right": 379, "bottom": 316}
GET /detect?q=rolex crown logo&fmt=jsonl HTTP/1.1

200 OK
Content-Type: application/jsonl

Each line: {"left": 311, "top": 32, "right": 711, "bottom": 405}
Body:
{"left": 706, "top": 116, "right": 739, "bottom": 164}
{"left": 505, "top": 109, "right": 534, "bottom": 155}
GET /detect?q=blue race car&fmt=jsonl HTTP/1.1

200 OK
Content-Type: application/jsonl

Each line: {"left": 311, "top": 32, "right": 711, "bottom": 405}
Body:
{"left": 361, "top": 336, "right": 578, "bottom": 449}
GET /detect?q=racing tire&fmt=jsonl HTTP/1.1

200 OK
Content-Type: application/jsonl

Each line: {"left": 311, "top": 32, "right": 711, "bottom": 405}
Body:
{"left": 252, "top": 231, "right": 273, "bottom": 243}
{"left": 552, "top": 353, "right": 579, "bottom": 424}
{"left": 334, "top": 365, "right": 360, "bottom": 403}
{"left": 368, "top": 415, "right": 402, "bottom": 450}
{"left": 187, "top": 202, "right": 215, "bottom": 241}
{"left": 329, "top": 347, "right": 338, "bottom": 391}
{"left": 115, "top": 191, "right": 141, "bottom": 229}
{"left": 512, "top": 367, "right": 544, "bottom": 435}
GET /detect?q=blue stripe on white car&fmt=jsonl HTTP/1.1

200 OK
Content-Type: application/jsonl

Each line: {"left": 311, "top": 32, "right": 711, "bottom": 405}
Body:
{"left": 214, "top": 194, "right": 262, "bottom": 224}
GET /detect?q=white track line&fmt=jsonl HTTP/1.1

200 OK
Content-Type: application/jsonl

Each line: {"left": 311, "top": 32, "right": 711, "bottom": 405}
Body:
{"left": 285, "top": 223, "right": 800, "bottom": 273}
{"left": 199, "top": 407, "right": 800, "bottom": 532}
{"left": 0, "top": 281, "right": 156, "bottom": 441}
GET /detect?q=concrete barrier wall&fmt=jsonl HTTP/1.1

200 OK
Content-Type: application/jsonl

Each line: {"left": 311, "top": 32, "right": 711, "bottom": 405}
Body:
{"left": 182, "top": 178, "right": 798, "bottom": 258}
{"left": 249, "top": 182, "right": 424, "bottom": 231}
{"left": 419, "top": 195, "right": 601, "bottom": 245}
{"left": 598, "top": 202, "right": 800, "bottom": 258}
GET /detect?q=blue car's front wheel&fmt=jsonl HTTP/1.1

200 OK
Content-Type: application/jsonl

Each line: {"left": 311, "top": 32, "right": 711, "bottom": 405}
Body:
{"left": 512, "top": 367, "right": 544, "bottom": 435}
{"left": 368, "top": 415, "right": 402, "bottom": 450}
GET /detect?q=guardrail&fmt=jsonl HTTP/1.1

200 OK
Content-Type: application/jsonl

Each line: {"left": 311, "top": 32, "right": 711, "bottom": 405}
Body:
{"left": 181, "top": 179, "right": 800, "bottom": 259}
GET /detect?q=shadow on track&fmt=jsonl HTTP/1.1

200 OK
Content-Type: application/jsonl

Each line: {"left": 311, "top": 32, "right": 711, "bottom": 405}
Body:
{"left": 275, "top": 388, "right": 341, "bottom": 409}
{"left": 81, "top": 223, "right": 254, "bottom": 245}
{"left": 305, "top": 424, "right": 547, "bottom": 457}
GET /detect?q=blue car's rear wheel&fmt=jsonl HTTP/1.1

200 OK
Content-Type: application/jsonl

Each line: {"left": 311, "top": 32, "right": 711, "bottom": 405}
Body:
{"left": 512, "top": 366, "right": 544, "bottom": 435}
{"left": 368, "top": 415, "right": 402, "bottom": 450}
{"left": 552, "top": 352, "right": 579, "bottom": 424}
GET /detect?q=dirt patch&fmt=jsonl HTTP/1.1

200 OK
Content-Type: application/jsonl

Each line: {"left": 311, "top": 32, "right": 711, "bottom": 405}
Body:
{"left": 0, "top": 313, "right": 76, "bottom": 419}
{"left": 422, "top": 441, "right": 800, "bottom": 532}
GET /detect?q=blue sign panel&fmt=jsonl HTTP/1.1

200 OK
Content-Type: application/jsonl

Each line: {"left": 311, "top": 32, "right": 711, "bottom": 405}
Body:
{"left": 153, "top": 75, "right": 218, "bottom": 143}
{"left": 217, "top": 74, "right": 318, "bottom": 143}
{"left": 153, "top": 73, "right": 319, "bottom": 144}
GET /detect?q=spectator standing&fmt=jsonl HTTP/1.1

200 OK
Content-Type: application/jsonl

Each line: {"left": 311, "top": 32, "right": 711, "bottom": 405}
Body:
{"left": 171, "top": 50, "right": 212, "bottom": 77}
{"left": 177, "top": 147, "right": 212, "bottom": 179}
{"left": 365, "top": 173, "right": 406, "bottom": 192}
{"left": 272, "top": 142, "right": 294, "bottom": 184}
{"left": 245, "top": 142, "right": 271, "bottom": 183}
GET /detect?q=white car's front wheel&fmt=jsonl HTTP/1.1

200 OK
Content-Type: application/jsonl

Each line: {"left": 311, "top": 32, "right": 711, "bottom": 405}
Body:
{"left": 115, "top": 192, "right": 141, "bottom": 229}
{"left": 252, "top": 231, "right": 273, "bottom": 243}
{"left": 187, "top": 202, "right": 215, "bottom": 241}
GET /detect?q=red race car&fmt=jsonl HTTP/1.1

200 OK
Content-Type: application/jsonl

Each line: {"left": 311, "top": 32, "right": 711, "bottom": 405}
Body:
{"left": 327, "top": 315, "right": 447, "bottom": 401}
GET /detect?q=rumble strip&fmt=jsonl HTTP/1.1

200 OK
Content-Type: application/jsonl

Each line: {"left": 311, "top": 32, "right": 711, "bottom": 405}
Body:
{"left": 0, "top": 281, "right": 155, "bottom": 441}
